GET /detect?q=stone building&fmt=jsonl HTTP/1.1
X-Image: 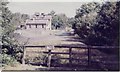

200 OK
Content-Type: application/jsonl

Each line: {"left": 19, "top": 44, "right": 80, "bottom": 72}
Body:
{"left": 25, "top": 12, "right": 52, "bottom": 30}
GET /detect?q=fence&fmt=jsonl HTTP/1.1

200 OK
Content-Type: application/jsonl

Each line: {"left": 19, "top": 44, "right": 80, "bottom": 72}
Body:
{"left": 22, "top": 45, "right": 119, "bottom": 70}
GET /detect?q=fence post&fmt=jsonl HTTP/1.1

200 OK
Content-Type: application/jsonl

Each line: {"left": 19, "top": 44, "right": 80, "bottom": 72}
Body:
{"left": 47, "top": 45, "right": 54, "bottom": 69}
{"left": 47, "top": 49, "right": 52, "bottom": 68}
{"left": 69, "top": 47, "right": 72, "bottom": 66}
{"left": 0, "top": 45, "right": 2, "bottom": 68}
{"left": 88, "top": 46, "right": 91, "bottom": 69}
{"left": 22, "top": 46, "right": 26, "bottom": 65}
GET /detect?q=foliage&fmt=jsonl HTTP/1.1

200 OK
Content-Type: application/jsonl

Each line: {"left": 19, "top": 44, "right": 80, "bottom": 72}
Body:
{"left": 1, "top": 3, "right": 21, "bottom": 64}
{"left": 50, "top": 11, "right": 68, "bottom": 30}
{"left": 25, "top": 53, "right": 68, "bottom": 66}
{"left": 48, "top": 10, "right": 55, "bottom": 16}
{"left": 90, "top": 2, "right": 119, "bottom": 46}
{"left": 25, "top": 53, "right": 48, "bottom": 65}
{"left": 67, "top": 17, "right": 76, "bottom": 27}
{"left": 51, "top": 54, "right": 69, "bottom": 66}
{"left": 0, "top": 0, "right": 29, "bottom": 64}
{"left": 74, "top": 2, "right": 101, "bottom": 39}
{"left": 51, "top": 54, "right": 61, "bottom": 66}
{"left": 11, "top": 13, "right": 29, "bottom": 28}
{"left": 0, "top": 54, "right": 19, "bottom": 67}
{"left": 74, "top": 2, "right": 119, "bottom": 46}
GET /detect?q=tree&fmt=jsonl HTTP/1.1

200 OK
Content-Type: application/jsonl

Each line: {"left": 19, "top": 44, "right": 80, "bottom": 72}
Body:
{"left": 0, "top": 0, "right": 19, "bottom": 65}
{"left": 67, "top": 17, "right": 76, "bottom": 27}
{"left": 0, "top": 0, "right": 26, "bottom": 63}
{"left": 90, "top": 2, "right": 119, "bottom": 46}
{"left": 52, "top": 13, "right": 68, "bottom": 30}
{"left": 74, "top": 2, "right": 101, "bottom": 39}
{"left": 11, "top": 13, "right": 29, "bottom": 29}
{"left": 74, "top": 2, "right": 119, "bottom": 47}
{"left": 1, "top": 1, "right": 14, "bottom": 46}
{"left": 48, "top": 10, "right": 55, "bottom": 16}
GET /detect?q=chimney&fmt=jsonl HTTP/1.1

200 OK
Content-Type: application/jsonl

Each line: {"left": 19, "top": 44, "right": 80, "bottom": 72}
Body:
{"left": 41, "top": 13, "right": 45, "bottom": 16}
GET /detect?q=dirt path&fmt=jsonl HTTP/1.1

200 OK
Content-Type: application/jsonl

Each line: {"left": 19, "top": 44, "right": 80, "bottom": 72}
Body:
{"left": 16, "top": 29, "right": 85, "bottom": 46}
{"left": 4, "top": 29, "right": 86, "bottom": 70}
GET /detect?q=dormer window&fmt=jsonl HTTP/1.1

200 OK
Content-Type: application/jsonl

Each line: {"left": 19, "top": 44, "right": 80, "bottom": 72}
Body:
{"left": 48, "top": 19, "right": 50, "bottom": 21}
{"left": 35, "top": 12, "right": 40, "bottom": 17}
{"left": 41, "top": 13, "right": 44, "bottom": 15}
{"left": 36, "top": 15, "right": 39, "bottom": 16}
{"left": 30, "top": 18, "right": 33, "bottom": 20}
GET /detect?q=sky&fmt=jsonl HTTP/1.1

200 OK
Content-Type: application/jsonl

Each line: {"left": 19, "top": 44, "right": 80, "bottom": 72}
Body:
{"left": 8, "top": 0, "right": 103, "bottom": 2}
{"left": 8, "top": 2, "right": 83, "bottom": 17}
{"left": 7, "top": 0, "right": 118, "bottom": 17}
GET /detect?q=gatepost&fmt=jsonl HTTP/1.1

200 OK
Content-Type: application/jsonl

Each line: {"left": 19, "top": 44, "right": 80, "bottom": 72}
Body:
{"left": 46, "top": 45, "right": 54, "bottom": 69}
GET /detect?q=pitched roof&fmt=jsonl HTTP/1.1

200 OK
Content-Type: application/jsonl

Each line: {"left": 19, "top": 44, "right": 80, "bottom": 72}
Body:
{"left": 32, "top": 14, "right": 52, "bottom": 20}
{"left": 26, "top": 20, "right": 49, "bottom": 25}
{"left": 26, "top": 13, "right": 52, "bottom": 25}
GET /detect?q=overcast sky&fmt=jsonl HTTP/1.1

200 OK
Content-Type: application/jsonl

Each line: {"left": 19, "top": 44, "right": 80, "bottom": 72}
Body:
{"left": 7, "top": 0, "right": 116, "bottom": 17}
{"left": 8, "top": 2, "right": 84, "bottom": 17}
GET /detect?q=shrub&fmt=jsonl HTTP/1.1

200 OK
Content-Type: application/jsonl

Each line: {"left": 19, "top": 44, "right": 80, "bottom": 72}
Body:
{"left": 1, "top": 54, "right": 19, "bottom": 67}
{"left": 25, "top": 53, "right": 48, "bottom": 65}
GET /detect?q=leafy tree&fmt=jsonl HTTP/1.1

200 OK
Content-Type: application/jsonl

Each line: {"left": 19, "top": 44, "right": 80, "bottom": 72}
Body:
{"left": 0, "top": 0, "right": 28, "bottom": 63}
{"left": 72, "top": 3, "right": 119, "bottom": 58}
{"left": 11, "top": 13, "right": 29, "bottom": 29}
{"left": 67, "top": 17, "right": 76, "bottom": 27}
{"left": 74, "top": 2, "right": 101, "bottom": 39}
{"left": 89, "top": 2, "right": 119, "bottom": 46}
{"left": 1, "top": 1, "right": 14, "bottom": 46}
{"left": 52, "top": 13, "right": 68, "bottom": 30}
{"left": 48, "top": 10, "right": 55, "bottom": 16}
{"left": 74, "top": 2, "right": 119, "bottom": 47}
{"left": 0, "top": 0, "right": 20, "bottom": 65}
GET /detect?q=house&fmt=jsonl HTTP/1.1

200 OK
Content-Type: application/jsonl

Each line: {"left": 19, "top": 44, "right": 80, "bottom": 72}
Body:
{"left": 25, "top": 12, "right": 52, "bottom": 30}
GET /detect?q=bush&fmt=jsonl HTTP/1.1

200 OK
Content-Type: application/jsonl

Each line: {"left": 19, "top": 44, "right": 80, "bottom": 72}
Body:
{"left": 51, "top": 54, "right": 61, "bottom": 66}
{"left": 25, "top": 53, "right": 69, "bottom": 66}
{"left": 1, "top": 54, "right": 19, "bottom": 67}
{"left": 74, "top": 2, "right": 119, "bottom": 46}
{"left": 51, "top": 54, "right": 69, "bottom": 66}
{"left": 25, "top": 53, "right": 48, "bottom": 65}
{"left": 33, "top": 54, "right": 48, "bottom": 65}
{"left": 2, "top": 45, "right": 23, "bottom": 63}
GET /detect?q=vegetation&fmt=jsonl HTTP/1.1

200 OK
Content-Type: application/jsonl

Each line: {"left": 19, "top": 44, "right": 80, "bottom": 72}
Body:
{"left": 11, "top": 13, "right": 29, "bottom": 29}
{"left": 67, "top": 17, "right": 76, "bottom": 28}
{"left": 1, "top": 54, "right": 19, "bottom": 67}
{"left": 49, "top": 11, "right": 68, "bottom": 30}
{"left": 25, "top": 53, "right": 48, "bottom": 65}
{"left": 73, "top": 2, "right": 119, "bottom": 46}
{"left": 0, "top": 0, "right": 119, "bottom": 70}
{"left": 0, "top": 0, "right": 29, "bottom": 65}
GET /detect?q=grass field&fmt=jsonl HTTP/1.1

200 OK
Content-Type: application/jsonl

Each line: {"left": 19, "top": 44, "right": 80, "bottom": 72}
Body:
{"left": 3, "top": 29, "right": 119, "bottom": 70}
{"left": 16, "top": 29, "right": 85, "bottom": 46}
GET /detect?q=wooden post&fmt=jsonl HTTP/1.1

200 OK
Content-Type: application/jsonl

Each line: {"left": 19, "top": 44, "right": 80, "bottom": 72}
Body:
{"left": 47, "top": 45, "right": 54, "bottom": 68}
{"left": 47, "top": 49, "right": 52, "bottom": 68}
{"left": 0, "top": 45, "right": 2, "bottom": 67}
{"left": 69, "top": 47, "right": 72, "bottom": 66}
{"left": 22, "top": 46, "right": 26, "bottom": 65}
{"left": 88, "top": 46, "right": 91, "bottom": 69}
